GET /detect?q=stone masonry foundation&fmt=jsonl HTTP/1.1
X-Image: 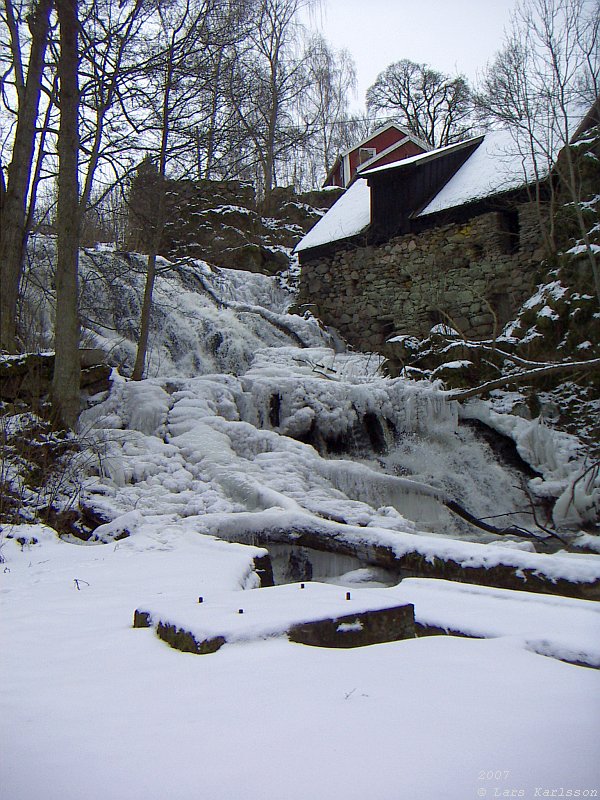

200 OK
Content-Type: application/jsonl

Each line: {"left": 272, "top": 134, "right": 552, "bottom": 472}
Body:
{"left": 298, "top": 203, "right": 546, "bottom": 351}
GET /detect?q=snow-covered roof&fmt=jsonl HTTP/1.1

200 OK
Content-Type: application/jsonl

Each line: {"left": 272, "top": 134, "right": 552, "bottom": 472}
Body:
{"left": 300, "top": 103, "right": 597, "bottom": 252}
{"left": 297, "top": 138, "right": 485, "bottom": 254}
{"left": 418, "top": 100, "right": 594, "bottom": 217}
{"left": 417, "top": 129, "right": 541, "bottom": 217}
{"left": 360, "top": 135, "right": 484, "bottom": 177}
{"left": 295, "top": 178, "right": 370, "bottom": 253}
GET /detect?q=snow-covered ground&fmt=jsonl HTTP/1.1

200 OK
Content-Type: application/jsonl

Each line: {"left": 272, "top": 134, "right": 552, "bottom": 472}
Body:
{"left": 1, "top": 526, "right": 599, "bottom": 800}
{"left": 2, "top": 247, "right": 599, "bottom": 798}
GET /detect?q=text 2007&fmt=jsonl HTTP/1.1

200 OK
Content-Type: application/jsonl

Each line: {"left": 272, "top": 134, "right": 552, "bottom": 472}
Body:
{"left": 479, "top": 771, "right": 511, "bottom": 781}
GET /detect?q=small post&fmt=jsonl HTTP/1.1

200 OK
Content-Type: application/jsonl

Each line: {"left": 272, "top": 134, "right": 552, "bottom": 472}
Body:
{"left": 238, "top": 608, "right": 244, "bottom": 614}
{"left": 198, "top": 597, "right": 203, "bottom": 603}
{"left": 346, "top": 592, "right": 351, "bottom": 600}
{"left": 300, "top": 583, "right": 305, "bottom": 589}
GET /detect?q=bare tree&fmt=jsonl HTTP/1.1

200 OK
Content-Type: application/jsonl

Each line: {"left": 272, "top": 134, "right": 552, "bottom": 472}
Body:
{"left": 77, "top": 0, "right": 150, "bottom": 216}
{"left": 366, "top": 59, "right": 474, "bottom": 148}
{"left": 298, "top": 34, "right": 356, "bottom": 186}
{"left": 1, "top": 0, "right": 148, "bottom": 354}
{"left": 0, "top": 0, "right": 53, "bottom": 352}
{"left": 131, "top": 0, "right": 220, "bottom": 380}
{"left": 51, "top": 0, "right": 80, "bottom": 429}
{"left": 476, "top": 0, "right": 600, "bottom": 303}
{"left": 188, "top": 1, "right": 253, "bottom": 180}
{"left": 228, "top": 0, "right": 317, "bottom": 209}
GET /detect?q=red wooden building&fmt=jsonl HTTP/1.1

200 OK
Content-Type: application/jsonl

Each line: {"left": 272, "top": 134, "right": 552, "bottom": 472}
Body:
{"left": 323, "top": 122, "right": 430, "bottom": 189}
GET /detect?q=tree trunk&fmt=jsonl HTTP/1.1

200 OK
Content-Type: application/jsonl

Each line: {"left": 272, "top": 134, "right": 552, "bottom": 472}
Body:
{"left": 25, "top": 76, "right": 58, "bottom": 241}
{"left": 0, "top": 0, "right": 53, "bottom": 352}
{"left": 131, "top": 251, "right": 158, "bottom": 380}
{"left": 262, "top": 58, "right": 279, "bottom": 214}
{"left": 51, "top": 0, "right": 81, "bottom": 429}
{"left": 131, "top": 40, "right": 175, "bottom": 381}
{"left": 204, "top": 49, "right": 224, "bottom": 180}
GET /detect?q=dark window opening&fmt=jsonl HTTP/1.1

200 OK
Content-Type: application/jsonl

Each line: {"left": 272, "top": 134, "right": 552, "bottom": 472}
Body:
{"left": 428, "top": 309, "right": 444, "bottom": 328}
{"left": 358, "top": 147, "right": 377, "bottom": 165}
{"left": 498, "top": 209, "right": 520, "bottom": 254}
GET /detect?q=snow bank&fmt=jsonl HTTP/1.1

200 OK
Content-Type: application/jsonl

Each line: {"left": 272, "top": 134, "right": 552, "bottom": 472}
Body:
{"left": 2, "top": 525, "right": 599, "bottom": 800}
{"left": 394, "top": 578, "right": 600, "bottom": 666}
{"left": 184, "top": 507, "right": 600, "bottom": 589}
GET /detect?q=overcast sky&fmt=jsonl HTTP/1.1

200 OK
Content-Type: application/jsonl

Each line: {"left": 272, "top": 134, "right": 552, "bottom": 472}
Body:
{"left": 304, "top": 0, "right": 519, "bottom": 112}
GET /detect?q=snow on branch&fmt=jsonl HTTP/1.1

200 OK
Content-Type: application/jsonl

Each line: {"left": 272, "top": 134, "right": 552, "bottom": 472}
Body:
{"left": 445, "top": 358, "right": 600, "bottom": 401}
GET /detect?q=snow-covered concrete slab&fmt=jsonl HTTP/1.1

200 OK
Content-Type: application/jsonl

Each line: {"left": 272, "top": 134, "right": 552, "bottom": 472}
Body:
{"left": 390, "top": 578, "right": 600, "bottom": 668}
{"left": 134, "top": 582, "right": 415, "bottom": 653}
{"left": 134, "top": 576, "right": 600, "bottom": 667}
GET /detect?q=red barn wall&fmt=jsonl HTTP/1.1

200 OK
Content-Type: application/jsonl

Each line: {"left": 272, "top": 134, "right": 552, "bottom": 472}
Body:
{"left": 368, "top": 140, "right": 425, "bottom": 169}
{"left": 324, "top": 129, "right": 428, "bottom": 187}
{"left": 348, "top": 128, "right": 409, "bottom": 178}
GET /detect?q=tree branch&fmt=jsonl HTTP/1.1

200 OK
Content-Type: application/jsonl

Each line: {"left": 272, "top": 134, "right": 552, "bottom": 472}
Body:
{"left": 445, "top": 358, "right": 600, "bottom": 401}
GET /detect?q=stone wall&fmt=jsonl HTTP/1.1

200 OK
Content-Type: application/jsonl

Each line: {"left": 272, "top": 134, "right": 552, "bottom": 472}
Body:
{"left": 298, "top": 202, "right": 546, "bottom": 351}
{"left": 126, "top": 173, "right": 340, "bottom": 275}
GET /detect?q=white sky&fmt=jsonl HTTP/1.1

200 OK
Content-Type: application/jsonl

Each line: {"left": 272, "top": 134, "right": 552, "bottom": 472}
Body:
{"left": 304, "top": 0, "right": 519, "bottom": 112}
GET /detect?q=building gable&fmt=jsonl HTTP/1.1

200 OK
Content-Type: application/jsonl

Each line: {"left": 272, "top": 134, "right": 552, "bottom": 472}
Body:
{"left": 323, "top": 122, "right": 430, "bottom": 188}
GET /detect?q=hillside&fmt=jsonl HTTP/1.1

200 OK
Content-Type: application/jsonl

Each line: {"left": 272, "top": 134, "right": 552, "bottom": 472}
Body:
{"left": 1, "top": 181, "right": 599, "bottom": 800}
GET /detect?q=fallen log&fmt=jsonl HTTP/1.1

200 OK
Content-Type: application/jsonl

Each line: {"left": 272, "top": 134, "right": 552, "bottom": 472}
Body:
{"left": 183, "top": 508, "right": 600, "bottom": 601}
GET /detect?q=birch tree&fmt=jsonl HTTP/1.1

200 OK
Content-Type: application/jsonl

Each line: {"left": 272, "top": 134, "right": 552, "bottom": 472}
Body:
{"left": 189, "top": 1, "right": 252, "bottom": 180}
{"left": 299, "top": 34, "right": 356, "bottom": 186}
{"left": 229, "top": 0, "right": 316, "bottom": 209}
